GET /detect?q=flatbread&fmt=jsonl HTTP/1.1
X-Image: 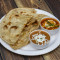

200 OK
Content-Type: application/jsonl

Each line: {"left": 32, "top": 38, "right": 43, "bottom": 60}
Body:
{"left": 10, "top": 14, "right": 48, "bottom": 49}
{"left": 0, "top": 8, "right": 36, "bottom": 44}
{"left": 0, "top": 8, "right": 48, "bottom": 49}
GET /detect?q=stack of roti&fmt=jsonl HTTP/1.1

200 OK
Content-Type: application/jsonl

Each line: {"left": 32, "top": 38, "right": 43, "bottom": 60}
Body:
{"left": 0, "top": 8, "right": 47, "bottom": 49}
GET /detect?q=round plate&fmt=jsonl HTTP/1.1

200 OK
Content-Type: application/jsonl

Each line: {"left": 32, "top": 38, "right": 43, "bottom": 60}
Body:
{"left": 0, "top": 9, "right": 60, "bottom": 56}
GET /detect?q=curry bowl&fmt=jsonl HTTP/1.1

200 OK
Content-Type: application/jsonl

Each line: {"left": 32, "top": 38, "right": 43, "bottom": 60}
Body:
{"left": 29, "top": 30, "right": 50, "bottom": 49}
{"left": 40, "top": 17, "right": 60, "bottom": 35}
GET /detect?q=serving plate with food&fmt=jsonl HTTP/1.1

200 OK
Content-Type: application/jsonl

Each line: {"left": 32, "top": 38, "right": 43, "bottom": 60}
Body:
{"left": 0, "top": 8, "right": 60, "bottom": 56}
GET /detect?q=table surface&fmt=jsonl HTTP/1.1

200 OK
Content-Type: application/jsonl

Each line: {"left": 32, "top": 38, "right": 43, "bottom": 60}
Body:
{"left": 0, "top": 0, "right": 60, "bottom": 60}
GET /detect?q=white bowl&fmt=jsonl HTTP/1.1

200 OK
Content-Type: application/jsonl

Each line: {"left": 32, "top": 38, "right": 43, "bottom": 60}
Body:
{"left": 29, "top": 30, "right": 50, "bottom": 49}
{"left": 40, "top": 17, "right": 60, "bottom": 35}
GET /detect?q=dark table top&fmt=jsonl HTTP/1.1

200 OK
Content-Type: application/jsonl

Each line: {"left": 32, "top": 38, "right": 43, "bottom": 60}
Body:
{"left": 0, "top": 0, "right": 60, "bottom": 60}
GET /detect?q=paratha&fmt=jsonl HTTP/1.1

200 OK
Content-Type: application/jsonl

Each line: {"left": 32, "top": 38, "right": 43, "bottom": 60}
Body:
{"left": 0, "top": 8, "right": 36, "bottom": 44}
{"left": 10, "top": 14, "right": 48, "bottom": 49}
{"left": 0, "top": 8, "right": 48, "bottom": 49}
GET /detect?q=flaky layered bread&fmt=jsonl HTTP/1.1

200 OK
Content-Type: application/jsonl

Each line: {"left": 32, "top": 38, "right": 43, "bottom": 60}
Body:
{"left": 0, "top": 8, "right": 48, "bottom": 49}
{"left": 0, "top": 8, "right": 36, "bottom": 44}
{"left": 10, "top": 14, "right": 47, "bottom": 49}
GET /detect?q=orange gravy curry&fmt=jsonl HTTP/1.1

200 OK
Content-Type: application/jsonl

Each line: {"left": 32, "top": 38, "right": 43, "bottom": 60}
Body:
{"left": 41, "top": 18, "right": 59, "bottom": 30}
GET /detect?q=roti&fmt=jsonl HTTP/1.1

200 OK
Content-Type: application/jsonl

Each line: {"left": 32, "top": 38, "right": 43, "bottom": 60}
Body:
{"left": 0, "top": 8, "right": 48, "bottom": 49}
{"left": 0, "top": 8, "right": 36, "bottom": 44}
{"left": 10, "top": 14, "right": 48, "bottom": 49}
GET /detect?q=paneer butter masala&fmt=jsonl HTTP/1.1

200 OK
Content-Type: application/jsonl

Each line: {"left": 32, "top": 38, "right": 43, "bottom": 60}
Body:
{"left": 41, "top": 18, "right": 59, "bottom": 30}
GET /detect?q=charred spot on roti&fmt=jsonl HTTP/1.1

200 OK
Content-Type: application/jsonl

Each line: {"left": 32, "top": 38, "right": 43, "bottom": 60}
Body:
{"left": 16, "top": 34, "right": 19, "bottom": 37}
{"left": 25, "top": 24, "right": 28, "bottom": 27}
{"left": 9, "top": 16, "right": 11, "bottom": 19}
{"left": 32, "top": 20, "right": 38, "bottom": 26}
{"left": 4, "top": 25, "right": 8, "bottom": 29}
{"left": 2, "top": 36, "right": 4, "bottom": 38}
{"left": 20, "top": 11, "right": 26, "bottom": 14}
{"left": 15, "top": 15, "right": 19, "bottom": 17}
{"left": 7, "top": 22, "right": 11, "bottom": 25}
{"left": 20, "top": 12, "right": 23, "bottom": 14}
{"left": 10, "top": 26, "right": 18, "bottom": 29}
{"left": 3, "top": 21, "right": 5, "bottom": 23}
{"left": 32, "top": 20, "right": 37, "bottom": 24}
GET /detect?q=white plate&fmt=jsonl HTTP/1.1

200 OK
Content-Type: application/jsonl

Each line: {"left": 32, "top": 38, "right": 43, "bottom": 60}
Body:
{"left": 0, "top": 9, "right": 60, "bottom": 56}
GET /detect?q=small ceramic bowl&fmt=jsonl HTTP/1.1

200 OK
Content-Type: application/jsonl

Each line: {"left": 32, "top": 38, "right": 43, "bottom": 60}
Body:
{"left": 29, "top": 30, "right": 50, "bottom": 49}
{"left": 40, "top": 17, "right": 60, "bottom": 35}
